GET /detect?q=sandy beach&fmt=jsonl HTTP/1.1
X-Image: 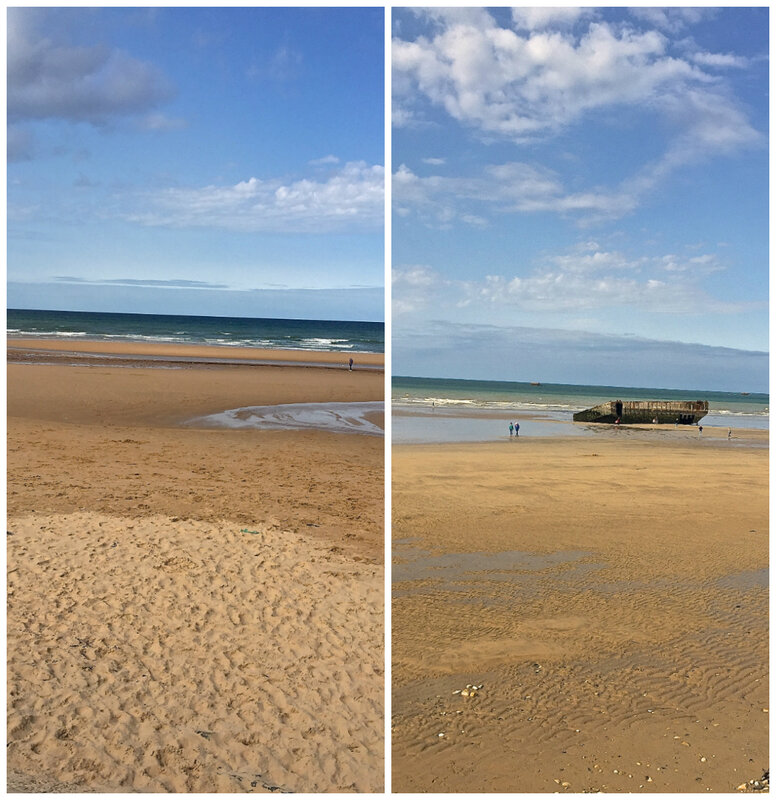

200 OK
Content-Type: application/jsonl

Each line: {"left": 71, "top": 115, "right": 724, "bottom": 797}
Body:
{"left": 392, "top": 429, "right": 768, "bottom": 793}
{"left": 7, "top": 342, "right": 384, "bottom": 792}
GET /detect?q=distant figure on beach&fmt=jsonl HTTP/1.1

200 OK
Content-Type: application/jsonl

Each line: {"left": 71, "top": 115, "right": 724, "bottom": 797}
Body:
{"left": 515, "top": 422, "right": 520, "bottom": 437}
{"left": 348, "top": 357, "right": 354, "bottom": 371}
{"left": 728, "top": 428, "right": 732, "bottom": 440}
{"left": 614, "top": 417, "right": 620, "bottom": 426}
{"left": 699, "top": 425, "right": 703, "bottom": 436}
{"left": 652, "top": 417, "right": 657, "bottom": 424}
{"left": 509, "top": 422, "right": 514, "bottom": 437}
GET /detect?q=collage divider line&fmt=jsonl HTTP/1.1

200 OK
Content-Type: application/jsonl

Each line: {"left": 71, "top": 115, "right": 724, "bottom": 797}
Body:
{"left": 383, "top": 4, "right": 393, "bottom": 793}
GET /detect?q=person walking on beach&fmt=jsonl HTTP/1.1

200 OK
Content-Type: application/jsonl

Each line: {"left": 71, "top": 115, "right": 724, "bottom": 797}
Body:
{"left": 509, "top": 422, "right": 514, "bottom": 437}
{"left": 728, "top": 427, "right": 732, "bottom": 440}
{"left": 515, "top": 422, "right": 520, "bottom": 437}
{"left": 348, "top": 357, "right": 354, "bottom": 371}
{"left": 699, "top": 425, "right": 703, "bottom": 436}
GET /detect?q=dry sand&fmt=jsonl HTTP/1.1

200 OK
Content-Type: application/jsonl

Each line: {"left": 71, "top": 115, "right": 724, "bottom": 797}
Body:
{"left": 7, "top": 344, "right": 384, "bottom": 793}
{"left": 392, "top": 432, "right": 768, "bottom": 793}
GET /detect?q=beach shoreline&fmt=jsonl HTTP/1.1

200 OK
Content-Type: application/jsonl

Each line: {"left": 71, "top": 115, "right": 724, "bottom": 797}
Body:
{"left": 8, "top": 336, "right": 384, "bottom": 367}
{"left": 392, "top": 407, "right": 768, "bottom": 447}
{"left": 7, "top": 344, "right": 385, "bottom": 791}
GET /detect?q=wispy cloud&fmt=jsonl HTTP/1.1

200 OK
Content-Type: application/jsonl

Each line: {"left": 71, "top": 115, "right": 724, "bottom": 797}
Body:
{"left": 55, "top": 276, "right": 230, "bottom": 289}
{"left": 393, "top": 242, "right": 757, "bottom": 317}
{"left": 247, "top": 42, "right": 303, "bottom": 82}
{"left": 627, "top": 7, "right": 717, "bottom": 34}
{"left": 121, "top": 161, "right": 385, "bottom": 233}
{"left": 309, "top": 154, "right": 340, "bottom": 166}
{"left": 395, "top": 98, "right": 760, "bottom": 227}
{"left": 691, "top": 51, "right": 749, "bottom": 69}
{"left": 510, "top": 7, "right": 595, "bottom": 31}
{"left": 139, "top": 113, "right": 188, "bottom": 132}
{"left": 393, "top": 161, "right": 635, "bottom": 226}
{"left": 392, "top": 264, "right": 442, "bottom": 313}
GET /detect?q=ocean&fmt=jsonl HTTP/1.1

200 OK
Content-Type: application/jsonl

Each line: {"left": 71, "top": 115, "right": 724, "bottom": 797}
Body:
{"left": 7, "top": 309, "right": 384, "bottom": 354}
{"left": 393, "top": 375, "right": 769, "bottom": 441}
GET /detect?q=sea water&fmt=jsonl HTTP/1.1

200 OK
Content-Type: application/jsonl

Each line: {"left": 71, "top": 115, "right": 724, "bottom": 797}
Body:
{"left": 393, "top": 375, "right": 768, "bottom": 442}
{"left": 8, "top": 309, "right": 384, "bottom": 353}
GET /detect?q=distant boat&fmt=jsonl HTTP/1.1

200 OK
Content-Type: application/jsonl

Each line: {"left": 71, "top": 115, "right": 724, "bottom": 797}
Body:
{"left": 530, "top": 381, "right": 541, "bottom": 386}
{"left": 741, "top": 392, "right": 751, "bottom": 396}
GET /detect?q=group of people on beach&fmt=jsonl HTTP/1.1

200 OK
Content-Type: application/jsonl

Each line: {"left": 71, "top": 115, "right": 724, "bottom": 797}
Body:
{"left": 508, "top": 421, "right": 520, "bottom": 438}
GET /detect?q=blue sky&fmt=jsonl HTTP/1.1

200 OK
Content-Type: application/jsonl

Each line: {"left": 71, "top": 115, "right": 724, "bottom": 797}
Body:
{"left": 8, "top": 7, "right": 385, "bottom": 321}
{"left": 392, "top": 7, "right": 768, "bottom": 391}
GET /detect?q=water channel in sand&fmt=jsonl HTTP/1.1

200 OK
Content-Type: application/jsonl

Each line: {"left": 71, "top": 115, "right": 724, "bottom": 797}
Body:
{"left": 187, "top": 401, "right": 385, "bottom": 435}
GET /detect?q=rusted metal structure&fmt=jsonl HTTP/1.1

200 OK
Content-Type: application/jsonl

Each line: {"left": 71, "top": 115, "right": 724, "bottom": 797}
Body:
{"left": 573, "top": 399, "right": 708, "bottom": 425}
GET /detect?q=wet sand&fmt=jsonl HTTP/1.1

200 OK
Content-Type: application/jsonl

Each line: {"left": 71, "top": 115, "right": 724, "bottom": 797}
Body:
{"left": 7, "top": 344, "right": 384, "bottom": 792}
{"left": 392, "top": 431, "right": 768, "bottom": 793}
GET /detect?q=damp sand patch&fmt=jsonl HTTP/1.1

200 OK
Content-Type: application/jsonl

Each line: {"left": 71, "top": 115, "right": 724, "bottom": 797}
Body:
{"left": 186, "top": 401, "right": 384, "bottom": 436}
{"left": 717, "top": 566, "right": 768, "bottom": 591}
{"left": 392, "top": 547, "right": 603, "bottom": 600}
{"left": 393, "top": 548, "right": 592, "bottom": 583}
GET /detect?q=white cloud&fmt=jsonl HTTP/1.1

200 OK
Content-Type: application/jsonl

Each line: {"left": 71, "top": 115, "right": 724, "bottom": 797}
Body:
{"left": 691, "top": 51, "right": 749, "bottom": 69}
{"left": 628, "top": 7, "right": 716, "bottom": 34}
{"left": 309, "top": 154, "right": 340, "bottom": 166}
{"left": 393, "top": 161, "right": 637, "bottom": 226}
{"left": 417, "top": 7, "right": 497, "bottom": 30}
{"left": 393, "top": 14, "right": 712, "bottom": 139}
{"left": 395, "top": 64, "right": 761, "bottom": 228}
{"left": 471, "top": 244, "right": 741, "bottom": 313}
{"left": 392, "top": 265, "right": 443, "bottom": 313}
{"left": 139, "top": 113, "right": 187, "bottom": 132}
{"left": 511, "top": 8, "right": 592, "bottom": 31}
{"left": 392, "top": 105, "right": 416, "bottom": 128}
{"left": 393, "top": 265, "right": 439, "bottom": 288}
{"left": 474, "top": 271, "right": 703, "bottom": 314}
{"left": 393, "top": 244, "right": 749, "bottom": 317}
{"left": 123, "top": 161, "right": 384, "bottom": 233}
{"left": 392, "top": 9, "right": 761, "bottom": 205}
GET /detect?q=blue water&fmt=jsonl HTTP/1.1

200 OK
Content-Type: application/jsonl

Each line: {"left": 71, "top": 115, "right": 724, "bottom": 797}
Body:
{"left": 8, "top": 309, "right": 384, "bottom": 353}
{"left": 393, "top": 375, "right": 768, "bottom": 441}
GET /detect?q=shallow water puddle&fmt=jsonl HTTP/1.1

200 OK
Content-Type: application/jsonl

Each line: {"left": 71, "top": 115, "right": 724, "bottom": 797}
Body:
{"left": 186, "top": 401, "right": 384, "bottom": 436}
{"left": 393, "top": 548, "right": 590, "bottom": 583}
{"left": 392, "top": 547, "right": 595, "bottom": 598}
{"left": 392, "top": 413, "right": 592, "bottom": 443}
{"left": 717, "top": 567, "right": 768, "bottom": 591}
